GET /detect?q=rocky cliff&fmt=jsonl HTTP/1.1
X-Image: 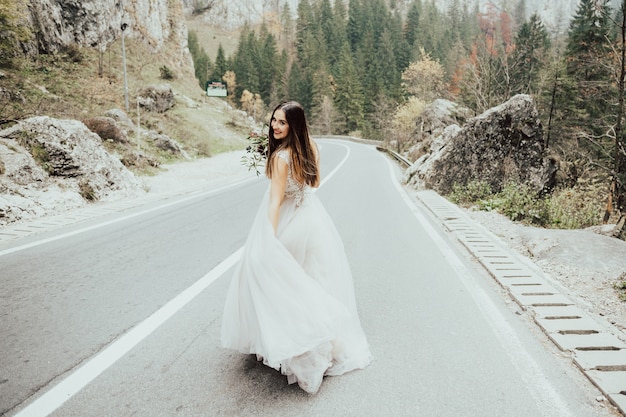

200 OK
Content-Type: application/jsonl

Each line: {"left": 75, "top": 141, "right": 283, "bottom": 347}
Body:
{"left": 0, "top": 0, "right": 254, "bottom": 227}
{"left": 180, "top": 0, "right": 298, "bottom": 30}
{"left": 179, "top": 0, "right": 616, "bottom": 33}
{"left": 21, "top": 0, "right": 191, "bottom": 68}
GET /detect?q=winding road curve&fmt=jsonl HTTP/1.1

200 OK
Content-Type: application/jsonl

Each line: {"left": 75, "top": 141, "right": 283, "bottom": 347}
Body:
{"left": 0, "top": 140, "right": 618, "bottom": 417}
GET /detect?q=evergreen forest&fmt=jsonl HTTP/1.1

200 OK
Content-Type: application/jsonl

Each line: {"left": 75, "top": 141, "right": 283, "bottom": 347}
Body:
{"left": 190, "top": 0, "right": 626, "bottom": 233}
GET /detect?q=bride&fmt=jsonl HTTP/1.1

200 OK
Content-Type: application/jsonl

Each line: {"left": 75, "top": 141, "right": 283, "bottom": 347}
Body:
{"left": 221, "top": 101, "right": 371, "bottom": 394}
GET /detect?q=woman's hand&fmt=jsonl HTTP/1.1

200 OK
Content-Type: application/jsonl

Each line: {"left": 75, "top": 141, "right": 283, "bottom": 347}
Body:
{"left": 268, "top": 155, "right": 288, "bottom": 234}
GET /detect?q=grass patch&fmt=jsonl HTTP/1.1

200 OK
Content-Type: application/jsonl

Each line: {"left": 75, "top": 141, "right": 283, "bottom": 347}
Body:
{"left": 29, "top": 143, "right": 53, "bottom": 174}
{"left": 448, "top": 179, "right": 606, "bottom": 229}
{"left": 615, "top": 273, "right": 626, "bottom": 301}
{"left": 1, "top": 34, "right": 252, "bottom": 174}
{"left": 479, "top": 183, "right": 551, "bottom": 226}
{"left": 449, "top": 181, "right": 493, "bottom": 205}
{"left": 546, "top": 180, "right": 605, "bottom": 228}
{"left": 78, "top": 179, "right": 97, "bottom": 201}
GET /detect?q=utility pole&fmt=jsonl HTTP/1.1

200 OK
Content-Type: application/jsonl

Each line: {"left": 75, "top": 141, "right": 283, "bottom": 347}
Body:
{"left": 121, "top": 22, "right": 129, "bottom": 112}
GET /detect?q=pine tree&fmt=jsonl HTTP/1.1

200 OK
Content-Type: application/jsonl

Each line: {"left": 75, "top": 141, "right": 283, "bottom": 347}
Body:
{"left": 347, "top": 0, "right": 364, "bottom": 52}
{"left": 379, "top": 29, "right": 401, "bottom": 99}
{"left": 334, "top": 44, "right": 364, "bottom": 134}
{"left": 510, "top": 12, "right": 550, "bottom": 95}
{"left": 414, "top": 1, "right": 444, "bottom": 61}
{"left": 211, "top": 44, "right": 228, "bottom": 82}
{"left": 564, "top": 0, "right": 614, "bottom": 130}
{"left": 288, "top": 60, "right": 310, "bottom": 109}
{"left": 318, "top": 0, "right": 336, "bottom": 61}
{"left": 330, "top": 0, "right": 350, "bottom": 77}
{"left": 442, "top": 1, "right": 479, "bottom": 80}
{"left": 232, "top": 25, "right": 260, "bottom": 105}
{"left": 188, "top": 30, "right": 213, "bottom": 90}
{"left": 258, "top": 24, "right": 279, "bottom": 106}
{"left": 390, "top": 10, "right": 411, "bottom": 75}
{"left": 446, "top": 0, "right": 463, "bottom": 44}
{"left": 280, "top": 3, "right": 295, "bottom": 52}
{"left": 404, "top": 0, "right": 421, "bottom": 47}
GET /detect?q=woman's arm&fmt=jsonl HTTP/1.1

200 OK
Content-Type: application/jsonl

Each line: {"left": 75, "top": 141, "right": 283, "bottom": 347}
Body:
{"left": 311, "top": 139, "right": 321, "bottom": 188}
{"left": 268, "top": 155, "right": 288, "bottom": 234}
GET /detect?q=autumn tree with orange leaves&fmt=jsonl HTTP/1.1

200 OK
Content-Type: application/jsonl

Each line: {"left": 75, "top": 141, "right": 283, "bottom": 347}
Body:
{"left": 452, "top": 3, "right": 516, "bottom": 112}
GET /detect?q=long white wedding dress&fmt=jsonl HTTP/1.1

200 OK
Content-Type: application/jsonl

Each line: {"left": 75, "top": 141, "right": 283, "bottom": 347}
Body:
{"left": 221, "top": 149, "right": 371, "bottom": 394}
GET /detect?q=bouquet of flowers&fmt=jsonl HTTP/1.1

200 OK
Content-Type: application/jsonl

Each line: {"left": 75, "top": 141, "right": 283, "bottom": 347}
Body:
{"left": 241, "top": 127, "right": 269, "bottom": 176}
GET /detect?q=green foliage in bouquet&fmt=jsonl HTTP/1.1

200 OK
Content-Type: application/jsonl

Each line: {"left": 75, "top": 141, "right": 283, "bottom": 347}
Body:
{"left": 241, "top": 128, "right": 269, "bottom": 176}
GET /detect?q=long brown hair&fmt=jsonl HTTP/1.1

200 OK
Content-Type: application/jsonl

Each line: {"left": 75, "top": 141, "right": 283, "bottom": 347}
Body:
{"left": 265, "top": 101, "right": 319, "bottom": 187}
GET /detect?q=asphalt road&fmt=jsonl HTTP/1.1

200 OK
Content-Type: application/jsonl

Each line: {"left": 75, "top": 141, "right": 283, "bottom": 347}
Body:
{"left": 0, "top": 140, "right": 618, "bottom": 417}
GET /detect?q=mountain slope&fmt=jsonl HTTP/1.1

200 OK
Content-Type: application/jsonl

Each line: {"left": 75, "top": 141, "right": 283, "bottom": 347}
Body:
{"left": 184, "top": 0, "right": 618, "bottom": 34}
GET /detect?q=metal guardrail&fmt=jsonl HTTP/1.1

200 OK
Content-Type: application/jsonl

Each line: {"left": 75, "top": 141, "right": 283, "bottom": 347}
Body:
{"left": 375, "top": 146, "right": 412, "bottom": 168}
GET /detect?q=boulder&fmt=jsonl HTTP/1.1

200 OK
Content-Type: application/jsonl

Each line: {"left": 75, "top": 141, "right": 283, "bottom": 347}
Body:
{"left": 414, "top": 99, "right": 473, "bottom": 141}
{"left": 137, "top": 84, "right": 175, "bottom": 113}
{"left": 407, "top": 99, "right": 472, "bottom": 162}
{"left": 0, "top": 116, "right": 144, "bottom": 225}
{"left": 83, "top": 116, "right": 128, "bottom": 144}
{"left": 105, "top": 108, "right": 134, "bottom": 126}
{"left": 144, "top": 130, "right": 190, "bottom": 159}
{"left": 104, "top": 108, "right": 188, "bottom": 159}
{"left": 0, "top": 138, "right": 83, "bottom": 224}
{"left": 405, "top": 94, "right": 551, "bottom": 195}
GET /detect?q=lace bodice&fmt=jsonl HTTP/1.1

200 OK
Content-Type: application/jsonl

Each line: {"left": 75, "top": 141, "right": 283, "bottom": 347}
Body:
{"left": 277, "top": 149, "right": 313, "bottom": 207}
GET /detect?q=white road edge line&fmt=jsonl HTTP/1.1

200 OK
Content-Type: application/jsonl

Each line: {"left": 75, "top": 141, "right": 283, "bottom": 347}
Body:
{"left": 384, "top": 157, "right": 576, "bottom": 417}
{"left": 317, "top": 139, "right": 351, "bottom": 188}
{"left": 0, "top": 177, "right": 256, "bottom": 257}
{"left": 13, "top": 140, "right": 351, "bottom": 417}
{"left": 14, "top": 249, "right": 242, "bottom": 417}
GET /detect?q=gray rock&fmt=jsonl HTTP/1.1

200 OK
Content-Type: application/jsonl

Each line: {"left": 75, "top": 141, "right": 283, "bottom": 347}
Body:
{"left": 21, "top": 0, "right": 191, "bottom": 68}
{"left": 406, "top": 99, "right": 472, "bottom": 162}
{"left": 415, "top": 99, "right": 472, "bottom": 141}
{"left": 405, "top": 94, "right": 551, "bottom": 195}
{"left": 143, "top": 130, "right": 190, "bottom": 159}
{"left": 104, "top": 107, "right": 189, "bottom": 159}
{"left": 83, "top": 116, "right": 128, "bottom": 144}
{"left": 137, "top": 84, "right": 175, "bottom": 113}
{"left": 104, "top": 108, "right": 134, "bottom": 126}
{"left": 0, "top": 116, "right": 145, "bottom": 225}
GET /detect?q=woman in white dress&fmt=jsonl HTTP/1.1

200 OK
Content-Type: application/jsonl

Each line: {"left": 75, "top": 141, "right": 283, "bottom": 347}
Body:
{"left": 221, "top": 101, "right": 371, "bottom": 394}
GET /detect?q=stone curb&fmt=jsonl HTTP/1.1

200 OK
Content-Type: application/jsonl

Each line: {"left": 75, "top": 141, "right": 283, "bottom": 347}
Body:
{"left": 412, "top": 189, "right": 626, "bottom": 416}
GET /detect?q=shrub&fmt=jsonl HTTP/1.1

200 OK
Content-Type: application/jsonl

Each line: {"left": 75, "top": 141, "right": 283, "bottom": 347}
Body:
{"left": 63, "top": 44, "right": 84, "bottom": 63}
{"left": 30, "top": 143, "right": 54, "bottom": 174}
{"left": 546, "top": 181, "right": 605, "bottom": 229}
{"left": 449, "top": 181, "right": 492, "bottom": 205}
{"left": 615, "top": 273, "right": 626, "bottom": 302}
{"left": 120, "top": 151, "right": 160, "bottom": 173}
{"left": 447, "top": 178, "right": 607, "bottom": 229}
{"left": 83, "top": 117, "right": 127, "bottom": 143}
{"left": 159, "top": 65, "right": 175, "bottom": 80}
{"left": 78, "top": 179, "right": 97, "bottom": 201}
{"left": 479, "top": 182, "right": 550, "bottom": 226}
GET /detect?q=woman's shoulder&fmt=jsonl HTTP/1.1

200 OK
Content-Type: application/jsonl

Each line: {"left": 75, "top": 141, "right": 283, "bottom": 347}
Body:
{"left": 276, "top": 148, "right": 290, "bottom": 163}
